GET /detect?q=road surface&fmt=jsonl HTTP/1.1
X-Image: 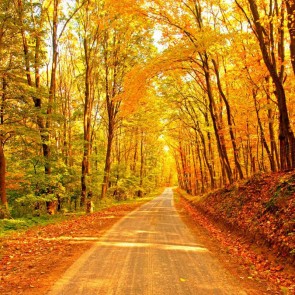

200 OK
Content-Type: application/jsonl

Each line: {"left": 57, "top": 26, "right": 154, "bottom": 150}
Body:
{"left": 48, "top": 188, "right": 247, "bottom": 295}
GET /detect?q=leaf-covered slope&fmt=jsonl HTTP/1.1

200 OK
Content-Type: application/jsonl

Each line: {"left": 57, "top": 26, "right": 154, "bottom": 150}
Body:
{"left": 181, "top": 171, "right": 295, "bottom": 262}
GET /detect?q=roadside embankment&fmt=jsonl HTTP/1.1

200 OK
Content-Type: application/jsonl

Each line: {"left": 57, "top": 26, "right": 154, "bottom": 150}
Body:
{"left": 176, "top": 171, "right": 295, "bottom": 293}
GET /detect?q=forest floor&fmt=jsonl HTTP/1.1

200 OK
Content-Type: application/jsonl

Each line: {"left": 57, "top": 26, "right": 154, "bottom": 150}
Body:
{"left": 0, "top": 177, "right": 294, "bottom": 294}
{"left": 0, "top": 203, "right": 146, "bottom": 295}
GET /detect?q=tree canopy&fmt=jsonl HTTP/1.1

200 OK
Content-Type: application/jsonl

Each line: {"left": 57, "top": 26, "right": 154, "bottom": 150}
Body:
{"left": 1, "top": 0, "right": 295, "bottom": 216}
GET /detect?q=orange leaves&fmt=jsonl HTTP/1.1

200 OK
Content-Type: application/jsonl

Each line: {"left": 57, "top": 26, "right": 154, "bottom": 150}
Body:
{"left": 177, "top": 170, "right": 295, "bottom": 289}
{"left": 118, "top": 43, "right": 197, "bottom": 115}
{"left": 6, "top": 172, "right": 28, "bottom": 190}
{"left": 179, "top": 191, "right": 295, "bottom": 293}
{"left": 104, "top": 0, "right": 144, "bottom": 17}
{"left": 0, "top": 203, "right": 142, "bottom": 294}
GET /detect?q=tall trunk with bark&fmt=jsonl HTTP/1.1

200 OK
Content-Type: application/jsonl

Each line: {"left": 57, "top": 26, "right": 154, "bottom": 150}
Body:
{"left": 175, "top": 155, "right": 185, "bottom": 190}
{"left": 101, "top": 118, "right": 115, "bottom": 199}
{"left": 195, "top": 125, "right": 214, "bottom": 190}
{"left": 101, "top": 58, "right": 117, "bottom": 198}
{"left": 202, "top": 54, "right": 233, "bottom": 184}
{"left": 253, "top": 90, "right": 275, "bottom": 171}
{"left": 204, "top": 112, "right": 216, "bottom": 188}
{"left": 0, "top": 140, "right": 8, "bottom": 212}
{"left": 16, "top": 0, "right": 58, "bottom": 213}
{"left": 195, "top": 139, "right": 205, "bottom": 193}
{"left": 0, "top": 76, "right": 8, "bottom": 213}
{"left": 212, "top": 59, "right": 244, "bottom": 180}
{"left": 18, "top": 0, "right": 49, "bottom": 172}
{"left": 101, "top": 31, "right": 121, "bottom": 199}
{"left": 42, "top": 0, "right": 59, "bottom": 213}
{"left": 179, "top": 143, "right": 189, "bottom": 193}
{"left": 138, "top": 131, "right": 144, "bottom": 197}
{"left": 132, "top": 139, "right": 138, "bottom": 172}
{"left": 81, "top": 37, "right": 93, "bottom": 206}
{"left": 266, "top": 83, "right": 279, "bottom": 171}
{"left": 44, "top": 0, "right": 59, "bottom": 175}
{"left": 246, "top": 0, "right": 295, "bottom": 170}
{"left": 286, "top": 0, "right": 295, "bottom": 74}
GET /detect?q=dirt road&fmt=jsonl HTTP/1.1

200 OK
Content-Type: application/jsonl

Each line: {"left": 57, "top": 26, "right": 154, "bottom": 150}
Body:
{"left": 48, "top": 188, "right": 247, "bottom": 295}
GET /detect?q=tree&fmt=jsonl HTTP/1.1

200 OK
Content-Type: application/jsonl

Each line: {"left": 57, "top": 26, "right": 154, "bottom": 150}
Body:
{"left": 75, "top": 0, "right": 103, "bottom": 206}
{"left": 0, "top": 138, "right": 7, "bottom": 211}
{"left": 286, "top": 0, "right": 295, "bottom": 74}
{"left": 100, "top": 9, "right": 154, "bottom": 199}
{"left": 0, "top": 0, "right": 25, "bottom": 215}
{"left": 236, "top": 0, "right": 295, "bottom": 170}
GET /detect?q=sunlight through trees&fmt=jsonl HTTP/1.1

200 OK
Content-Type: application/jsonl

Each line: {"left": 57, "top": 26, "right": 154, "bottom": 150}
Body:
{"left": 1, "top": 0, "right": 295, "bottom": 215}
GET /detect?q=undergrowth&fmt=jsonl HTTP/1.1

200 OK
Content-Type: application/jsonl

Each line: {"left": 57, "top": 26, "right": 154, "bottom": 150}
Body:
{"left": 0, "top": 187, "right": 163, "bottom": 238}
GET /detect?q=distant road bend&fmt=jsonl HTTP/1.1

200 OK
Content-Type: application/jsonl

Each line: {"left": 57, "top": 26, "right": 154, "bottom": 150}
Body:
{"left": 48, "top": 188, "right": 247, "bottom": 295}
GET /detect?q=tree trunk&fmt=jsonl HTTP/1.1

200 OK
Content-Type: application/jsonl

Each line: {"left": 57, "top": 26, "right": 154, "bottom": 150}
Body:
{"left": 247, "top": 0, "right": 295, "bottom": 170}
{"left": 44, "top": 0, "right": 59, "bottom": 176}
{"left": 42, "top": 0, "right": 60, "bottom": 213}
{"left": 175, "top": 157, "right": 185, "bottom": 190}
{"left": 212, "top": 59, "right": 244, "bottom": 180}
{"left": 202, "top": 54, "right": 233, "bottom": 183}
{"left": 195, "top": 126, "right": 214, "bottom": 190}
{"left": 100, "top": 36, "right": 120, "bottom": 199}
{"left": 196, "top": 137, "right": 205, "bottom": 193}
{"left": 17, "top": 0, "right": 55, "bottom": 213}
{"left": 101, "top": 121, "right": 114, "bottom": 199}
{"left": 266, "top": 83, "right": 279, "bottom": 171}
{"left": 81, "top": 38, "right": 92, "bottom": 206}
{"left": 286, "top": 0, "right": 295, "bottom": 75}
{"left": 138, "top": 131, "right": 144, "bottom": 197}
{"left": 253, "top": 90, "right": 275, "bottom": 171}
{"left": 0, "top": 141, "right": 8, "bottom": 212}
{"left": 0, "top": 76, "right": 9, "bottom": 216}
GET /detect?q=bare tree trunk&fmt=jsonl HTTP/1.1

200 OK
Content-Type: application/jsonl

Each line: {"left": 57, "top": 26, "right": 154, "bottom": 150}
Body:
{"left": 131, "top": 128, "right": 138, "bottom": 172}
{"left": 1, "top": 77, "right": 6, "bottom": 125}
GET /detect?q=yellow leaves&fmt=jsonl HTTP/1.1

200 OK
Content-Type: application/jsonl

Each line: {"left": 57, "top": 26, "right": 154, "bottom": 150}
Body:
{"left": 117, "top": 35, "right": 224, "bottom": 116}
{"left": 117, "top": 64, "right": 150, "bottom": 115}
{"left": 104, "top": 0, "right": 144, "bottom": 17}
